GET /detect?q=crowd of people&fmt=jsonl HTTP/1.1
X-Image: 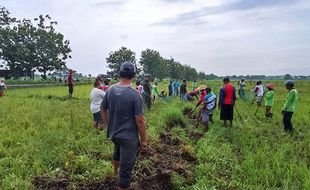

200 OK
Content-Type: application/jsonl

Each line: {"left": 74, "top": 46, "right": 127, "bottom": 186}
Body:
{"left": 83, "top": 61, "right": 300, "bottom": 189}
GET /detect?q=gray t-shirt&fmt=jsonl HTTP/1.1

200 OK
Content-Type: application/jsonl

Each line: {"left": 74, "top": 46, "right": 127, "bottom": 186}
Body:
{"left": 101, "top": 84, "right": 144, "bottom": 139}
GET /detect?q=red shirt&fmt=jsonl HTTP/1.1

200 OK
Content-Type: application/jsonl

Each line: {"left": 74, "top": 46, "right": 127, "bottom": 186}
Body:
{"left": 67, "top": 74, "right": 73, "bottom": 85}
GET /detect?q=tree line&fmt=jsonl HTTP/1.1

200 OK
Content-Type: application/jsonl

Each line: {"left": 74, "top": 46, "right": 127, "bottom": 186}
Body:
{"left": 106, "top": 47, "right": 207, "bottom": 81}
{"left": 0, "top": 6, "right": 71, "bottom": 79}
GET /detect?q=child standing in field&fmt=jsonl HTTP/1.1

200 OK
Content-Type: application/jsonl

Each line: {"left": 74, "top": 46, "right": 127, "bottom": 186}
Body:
{"left": 0, "top": 80, "right": 6, "bottom": 97}
{"left": 90, "top": 78, "right": 106, "bottom": 131}
{"left": 252, "top": 81, "right": 264, "bottom": 106}
{"left": 151, "top": 81, "right": 159, "bottom": 102}
{"left": 264, "top": 84, "right": 275, "bottom": 118}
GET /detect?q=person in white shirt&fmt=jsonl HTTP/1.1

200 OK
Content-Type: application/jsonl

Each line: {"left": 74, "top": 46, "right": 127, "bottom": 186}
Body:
{"left": 251, "top": 81, "right": 264, "bottom": 106}
{"left": 90, "top": 78, "right": 106, "bottom": 131}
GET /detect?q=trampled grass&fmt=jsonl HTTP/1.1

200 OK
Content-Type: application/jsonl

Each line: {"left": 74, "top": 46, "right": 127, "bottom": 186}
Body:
{"left": 0, "top": 81, "right": 309, "bottom": 189}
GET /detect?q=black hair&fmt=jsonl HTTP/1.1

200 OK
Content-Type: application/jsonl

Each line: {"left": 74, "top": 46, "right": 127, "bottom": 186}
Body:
{"left": 120, "top": 72, "right": 135, "bottom": 80}
{"left": 223, "top": 77, "right": 230, "bottom": 83}
{"left": 206, "top": 87, "right": 211, "bottom": 93}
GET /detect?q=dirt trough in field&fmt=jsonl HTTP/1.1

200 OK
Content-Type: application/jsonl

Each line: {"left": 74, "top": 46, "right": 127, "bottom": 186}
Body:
{"left": 33, "top": 176, "right": 70, "bottom": 190}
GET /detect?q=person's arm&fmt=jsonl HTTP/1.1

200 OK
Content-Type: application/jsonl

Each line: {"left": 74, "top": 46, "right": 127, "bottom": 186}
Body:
{"left": 219, "top": 88, "right": 224, "bottom": 109}
{"left": 233, "top": 87, "right": 236, "bottom": 103}
{"left": 133, "top": 93, "right": 147, "bottom": 151}
{"left": 155, "top": 86, "right": 159, "bottom": 96}
{"left": 100, "top": 93, "right": 109, "bottom": 128}
{"left": 136, "top": 115, "right": 147, "bottom": 151}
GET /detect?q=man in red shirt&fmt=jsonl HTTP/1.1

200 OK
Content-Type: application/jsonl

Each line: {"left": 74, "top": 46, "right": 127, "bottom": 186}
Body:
{"left": 67, "top": 69, "right": 74, "bottom": 97}
{"left": 219, "top": 78, "right": 236, "bottom": 127}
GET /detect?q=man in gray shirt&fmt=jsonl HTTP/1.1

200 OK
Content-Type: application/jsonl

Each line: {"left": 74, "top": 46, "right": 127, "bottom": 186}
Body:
{"left": 101, "top": 61, "right": 147, "bottom": 190}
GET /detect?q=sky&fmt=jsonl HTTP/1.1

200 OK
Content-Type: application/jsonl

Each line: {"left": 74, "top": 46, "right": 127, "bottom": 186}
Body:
{"left": 2, "top": 0, "right": 310, "bottom": 76}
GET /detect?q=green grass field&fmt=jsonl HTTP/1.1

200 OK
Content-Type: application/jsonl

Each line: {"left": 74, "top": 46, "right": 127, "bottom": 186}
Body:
{"left": 0, "top": 80, "right": 309, "bottom": 189}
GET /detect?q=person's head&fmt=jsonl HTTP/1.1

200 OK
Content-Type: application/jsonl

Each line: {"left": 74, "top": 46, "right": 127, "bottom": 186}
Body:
{"left": 68, "top": 69, "right": 73, "bottom": 74}
{"left": 223, "top": 77, "right": 230, "bottom": 84}
{"left": 266, "top": 84, "right": 274, "bottom": 91}
{"left": 119, "top": 61, "right": 136, "bottom": 80}
{"left": 183, "top": 80, "right": 186, "bottom": 84}
{"left": 284, "top": 80, "right": 294, "bottom": 90}
{"left": 94, "top": 78, "right": 100, "bottom": 88}
{"left": 155, "top": 81, "right": 158, "bottom": 86}
{"left": 103, "top": 78, "right": 110, "bottom": 85}
{"left": 256, "top": 80, "right": 262, "bottom": 85}
{"left": 136, "top": 80, "right": 141, "bottom": 86}
{"left": 206, "top": 87, "right": 212, "bottom": 93}
{"left": 241, "top": 79, "right": 244, "bottom": 82}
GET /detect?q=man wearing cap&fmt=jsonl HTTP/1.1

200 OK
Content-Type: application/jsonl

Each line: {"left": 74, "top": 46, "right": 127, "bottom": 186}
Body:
{"left": 281, "top": 80, "right": 298, "bottom": 133}
{"left": 219, "top": 78, "right": 236, "bottom": 127}
{"left": 101, "top": 61, "right": 147, "bottom": 190}
{"left": 264, "top": 84, "right": 275, "bottom": 118}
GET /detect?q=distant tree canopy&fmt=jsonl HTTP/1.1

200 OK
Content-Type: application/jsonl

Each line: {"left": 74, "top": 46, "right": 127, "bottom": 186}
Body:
{"left": 0, "top": 6, "right": 71, "bottom": 79}
{"left": 106, "top": 47, "right": 136, "bottom": 78}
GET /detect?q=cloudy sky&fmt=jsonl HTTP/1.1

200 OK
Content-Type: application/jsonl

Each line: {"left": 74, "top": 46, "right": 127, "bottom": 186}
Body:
{"left": 2, "top": 0, "right": 310, "bottom": 76}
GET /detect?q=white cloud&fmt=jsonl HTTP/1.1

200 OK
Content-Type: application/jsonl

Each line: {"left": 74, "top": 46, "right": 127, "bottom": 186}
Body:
{"left": 2, "top": 0, "right": 310, "bottom": 75}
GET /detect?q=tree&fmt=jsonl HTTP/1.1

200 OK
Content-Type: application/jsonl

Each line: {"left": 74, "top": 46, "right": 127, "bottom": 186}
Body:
{"left": 33, "top": 15, "right": 71, "bottom": 79}
{"left": 198, "top": 71, "right": 207, "bottom": 80}
{"left": 106, "top": 47, "right": 136, "bottom": 78}
{"left": 284, "top": 74, "right": 293, "bottom": 80}
{"left": 0, "top": 6, "right": 71, "bottom": 79}
{"left": 140, "top": 49, "right": 168, "bottom": 80}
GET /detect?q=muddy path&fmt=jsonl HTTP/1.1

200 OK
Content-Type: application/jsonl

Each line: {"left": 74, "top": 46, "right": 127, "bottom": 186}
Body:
{"left": 33, "top": 111, "right": 203, "bottom": 190}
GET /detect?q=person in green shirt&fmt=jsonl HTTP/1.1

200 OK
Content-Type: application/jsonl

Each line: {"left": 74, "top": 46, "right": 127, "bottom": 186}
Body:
{"left": 192, "top": 80, "right": 198, "bottom": 91}
{"left": 264, "top": 83, "right": 275, "bottom": 118}
{"left": 281, "top": 80, "right": 298, "bottom": 133}
{"left": 151, "top": 81, "right": 159, "bottom": 102}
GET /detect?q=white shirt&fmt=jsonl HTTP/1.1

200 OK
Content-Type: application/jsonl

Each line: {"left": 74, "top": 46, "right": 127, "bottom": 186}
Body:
{"left": 90, "top": 88, "right": 106, "bottom": 113}
{"left": 255, "top": 85, "right": 264, "bottom": 96}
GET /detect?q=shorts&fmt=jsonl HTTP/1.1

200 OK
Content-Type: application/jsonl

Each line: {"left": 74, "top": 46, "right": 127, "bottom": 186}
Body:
{"left": 93, "top": 111, "right": 103, "bottom": 124}
{"left": 112, "top": 138, "right": 139, "bottom": 189}
{"left": 201, "top": 110, "right": 209, "bottom": 123}
{"left": 220, "top": 104, "right": 234, "bottom": 121}
{"left": 256, "top": 96, "right": 263, "bottom": 103}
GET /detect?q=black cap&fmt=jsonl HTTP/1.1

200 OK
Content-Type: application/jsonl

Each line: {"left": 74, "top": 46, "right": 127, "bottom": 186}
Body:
{"left": 120, "top": 61, "right": 136, "bottom": 76}
{"left": 284, "top": 80, "right": 294, "bottom": 87}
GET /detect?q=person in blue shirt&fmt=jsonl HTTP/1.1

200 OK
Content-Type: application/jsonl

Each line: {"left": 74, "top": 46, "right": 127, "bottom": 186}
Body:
{"left": 173, "top": 80, "right": 180, "bottom": 95}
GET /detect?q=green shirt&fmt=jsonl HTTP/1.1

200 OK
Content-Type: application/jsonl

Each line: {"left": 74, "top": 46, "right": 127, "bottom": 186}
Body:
{"left": 264, "top": 90, "right": 274, "bottom": 106}
{"left": 282, "top": 89, "right": 298, "bottom": 112}
{"left": 151, "top": 85, "right": 159, "bottom": 96}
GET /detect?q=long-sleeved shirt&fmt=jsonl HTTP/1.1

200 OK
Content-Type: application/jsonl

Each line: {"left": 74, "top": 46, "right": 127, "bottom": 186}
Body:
{"left": 180, "top": 84, "right": 187, "bottom": 94}
{"left": 282, "top": 89, "right": 298, "bottom": 112}
{"left": 219, "top": 83, "right": 236, "bottom": 106}
{"left": 264, "top": 90, "right": 274, "bottom": 106}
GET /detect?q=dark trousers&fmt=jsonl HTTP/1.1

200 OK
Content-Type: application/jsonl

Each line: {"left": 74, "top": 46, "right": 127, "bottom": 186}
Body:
{"left": 112, "top": 138, "right": 139, "bottom": 189}
{"left": 68, "top": 84, "right": 73, "bottom": 95}
{"left": 283, "top": 111, "right": 294, "bottom": 132}
{"left": 143, "top": 93, "right": 152, "bottom": 109}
